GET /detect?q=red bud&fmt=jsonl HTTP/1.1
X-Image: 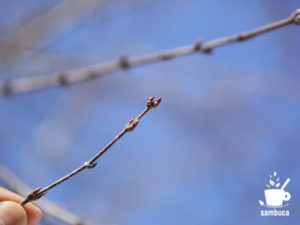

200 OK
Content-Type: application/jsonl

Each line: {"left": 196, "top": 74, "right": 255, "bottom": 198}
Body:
{"left": 155, "top": 96, "right": 162, "bottom": 104}
{"left": 130, "top": 119, "right": 139, "bottom": 127}
{"left": 32, "top": 187, "right": 42, "bottom": 195}
{"left": 126, "top": 119, "right": 139, "bottom": 131}
{"left": 292, "top": 9, "right": 300, "bottom": 24}
{"left": 148, "top": 96, "right": 155, "bottom": 102}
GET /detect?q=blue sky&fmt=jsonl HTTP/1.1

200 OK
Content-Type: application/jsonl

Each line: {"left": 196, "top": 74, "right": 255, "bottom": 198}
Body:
{"left": 0, "top": 0, "right": 300, "bottom": 224}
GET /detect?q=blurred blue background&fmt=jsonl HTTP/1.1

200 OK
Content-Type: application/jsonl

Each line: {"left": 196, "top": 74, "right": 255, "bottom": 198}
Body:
{"left": 0, "top": 0, "right": 300, "bottom": 224}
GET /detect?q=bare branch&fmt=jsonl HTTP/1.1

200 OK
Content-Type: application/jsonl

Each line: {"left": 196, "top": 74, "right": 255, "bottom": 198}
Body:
{"left": 0, "top": 0, "right": 106, "bottom": 65}
{"left": 19, "top": 96, "right": 162, "bottom": 206}
{"left": 0, "top": 164, "right": 97, "bottom": 225}
{"left": 1, "top": 9, "right": 299, "bottom": 97}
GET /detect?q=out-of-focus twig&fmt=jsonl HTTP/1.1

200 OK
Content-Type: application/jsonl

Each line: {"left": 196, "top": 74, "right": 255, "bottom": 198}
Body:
{"left": 20, "top": 96, "right": 162, "bottom": 206}
{"left": 0, "top": 164, "right": 97, "bottom": 225}
{"left": 0, "top": 9, "right": 299, "bottom": 97}
{"left": 0, "top": 0, "right": 106, "bottom": 65}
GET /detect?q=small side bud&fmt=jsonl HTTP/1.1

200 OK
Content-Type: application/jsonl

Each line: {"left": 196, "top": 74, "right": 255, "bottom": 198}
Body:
{"left": 125, "top": 119, "right": 139, "bottom": 131}
{"left": 201, "top": 47, "right": 212, "bottom": 54}
{"left": 160, "top": 53, "right": 173, "bottom": 60}
{"left": 237, "top": 33, "right": 249, "bottom": 41}
{"left": 88, "top": 71, "right": 98, "bottom": 79}
{"left": 194, "top": 39, "right": 203, "bottom": 51}
{"left": 2, "top": 81, "right": 12, "bottom": 96}
{"left": 84, "top": 161, "right": 97, "bottom": 169}
{"left": 58, "top": 72, "right": 68, "bottom": 85}
{"left": 21, "top": 187, "right": 44, "bottom": 205}
{"left": 130, "top": 119, "right": 139, "bottom": 128}
{"left": 37, "top": 191, "right": 47, "bottom": 199}
{"left": 119, "top": 55, "right": 130, "bottom": 69}
{"left": 32, "top": 187, "right": 42, "bottom": 195}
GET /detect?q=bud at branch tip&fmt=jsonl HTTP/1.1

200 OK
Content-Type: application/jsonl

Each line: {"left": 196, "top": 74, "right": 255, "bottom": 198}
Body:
{"left": 292, "top": 9, "right": 300, "bottom": 24}
{"left": 147, "top": 96, "right": 162, "bottom": 108}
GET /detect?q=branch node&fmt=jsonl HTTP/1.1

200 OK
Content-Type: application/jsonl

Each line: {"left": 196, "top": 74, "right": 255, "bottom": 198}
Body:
{"left": 19, "top": 96, "right": 161, "bottom": 205}
{"left": 237, "top": 33, "right": 249, "bottom": 41}
{"left": 1, "top": 81, "right": 12, "bottom": 96}
{"left": 160, "top": 53, "right": 173, "bottom": 60}
{"left": 201, "top": 47, "right": 212, "bottom": 54}
{"left": 58, "top": 72, "right": 68, "bottom": 85}
{"left": 84, "top": 161, "right": 97, "bottom": 169}
{"left": 87, "top": 71, "right": 98, "bottom": 80}
{"left": 119, "top": 55, "right": 130, "bottom": 69}
{"left": 1, "top": 9, "right": 299, "bottom": 96}
{"left": 125, "top": 119, "right": 139, "bottom": 131}
{"left": 194, "top": 39, "right": 203, "bottom": 51}
{"left": 291, "top": 9, "right": 300, "bottom": 24}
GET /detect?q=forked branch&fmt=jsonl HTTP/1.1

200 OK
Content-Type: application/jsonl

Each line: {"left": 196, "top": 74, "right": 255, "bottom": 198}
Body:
{"left": 1, "top": 9, "right": 299, "bottom": 96}
{"left": 20, "top": 96, "right": 162, "bottom": 206}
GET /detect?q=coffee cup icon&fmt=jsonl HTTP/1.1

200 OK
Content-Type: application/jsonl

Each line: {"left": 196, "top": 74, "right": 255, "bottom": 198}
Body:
{"left": 263, "top": 178, "right": 291, "bottom": 207}
{"left": 264, "top": 189, "right": 291, "bottom": 207}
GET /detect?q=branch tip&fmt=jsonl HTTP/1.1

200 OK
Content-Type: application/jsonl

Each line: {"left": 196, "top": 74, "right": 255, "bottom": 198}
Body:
{"left": 148, "top": 96, "right": 155, "bottom": 102}
{"left": 292, "top": 9, "right": 300, "bottom": 24}
{"left": 154, "top": 96, "right": 162, "bottom": 107}
{"left": 147, "top": 96, "right": 162, "bottom": 108}
{"left": 19, "top": 96, "right": 161, "bottom": 205}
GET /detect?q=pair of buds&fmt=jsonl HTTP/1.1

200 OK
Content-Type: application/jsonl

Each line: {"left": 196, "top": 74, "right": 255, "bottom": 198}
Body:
{"left": 126, "top": 119, "right": 139, "bottom": 131}
{"left": 292, "top": 9, "right": 300, "bottom": 24}
{"left": 125, "top": 96, "right": 162, "bottom": 131}
{"left": 147, "top": 96, "right": 162, "bottom": 108}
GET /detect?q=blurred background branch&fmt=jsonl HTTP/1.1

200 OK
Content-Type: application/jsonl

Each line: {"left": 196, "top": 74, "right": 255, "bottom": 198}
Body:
{"left": 0, "top": 9, "right": 299, "bottom": 96}
{"left": 0, "top": 0, "right": 107, "bottom": 68}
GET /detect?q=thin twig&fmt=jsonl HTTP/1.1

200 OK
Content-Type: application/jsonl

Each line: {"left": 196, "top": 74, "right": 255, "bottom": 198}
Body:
{"left": 19, "top": 96, "right": 162, "bottom": 206}
{"left": 0, "top": 0, "right": 106, "bottom": 65}
{"left": 1, "top": 9, "right": 299, "bottom": 97}
{"left": 0, "top": 164, "right": 97, "bottom": 225}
